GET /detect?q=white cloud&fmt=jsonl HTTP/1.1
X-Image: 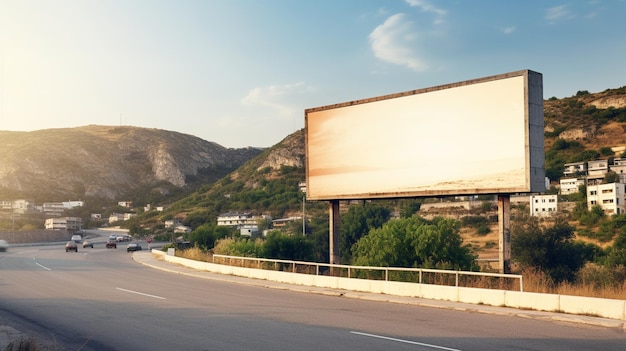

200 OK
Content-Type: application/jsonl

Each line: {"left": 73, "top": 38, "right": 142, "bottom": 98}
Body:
{"left": 405, "top": 0, "right": 447, "bottom": 24}
{"left": 369, "top": 13, "right": 427, "bottom": 72}
{"left": 241, "top": 82, "right": 311, "bottom": 119}
{"left": 503, "top": 26, "right": 516, "bottom": 34}
{"left": 545, "top": 5, "right": 575, "bottom": 22}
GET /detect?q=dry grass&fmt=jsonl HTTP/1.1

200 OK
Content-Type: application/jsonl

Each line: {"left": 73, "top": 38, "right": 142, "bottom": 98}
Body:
{"left": 520, "top": 268, "right": 626, "bottom": 300}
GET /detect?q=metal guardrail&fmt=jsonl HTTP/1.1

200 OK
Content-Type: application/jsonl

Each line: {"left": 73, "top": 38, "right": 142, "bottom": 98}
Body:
{"left": 212, "top": 254, "right": 524, "bottom": 291}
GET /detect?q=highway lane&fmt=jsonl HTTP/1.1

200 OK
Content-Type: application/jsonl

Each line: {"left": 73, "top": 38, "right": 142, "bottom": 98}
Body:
{"left": 1, "top": 242, "right": 625, "bottom": 350}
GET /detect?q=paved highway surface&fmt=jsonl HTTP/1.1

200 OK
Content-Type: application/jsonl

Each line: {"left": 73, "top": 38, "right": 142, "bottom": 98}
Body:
{"left": 1, "top": 232, "right": 625, "bottom": 350}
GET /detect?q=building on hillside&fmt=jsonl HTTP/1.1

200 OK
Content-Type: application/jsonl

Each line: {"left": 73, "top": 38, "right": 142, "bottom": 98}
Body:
{"left": 108, "top": 213, "right": 135, "bottom": 223}
{"left": 240, "top": 225, "right": 259, "bottom": 237}
{"left": 270, "top": 217, "right": 302, "bottom": 229}
{"left": 587, "top": 182, "right": 626, "bottom": 215}
{"left": 118, "top": 201, "right": 133, "bottom": 208}
{"left": 217, "top": 212, "right": 253, "bottom": 226}
{"left": 217, "top": 212, "right": 271, "bottom": 227}
{"left": 610, "top": 157, "right": 626, "bottom": 183}
{"left": 165, "top": 219, "right": 183, "bottom": 228}
{"left": 0, "top": 200, "right": 34, "bottom": 213}
{"left": 586, "top": 159, "right": 610, "bottom": 184}
{"left": 42, "top": 202, "right": 65, "bottom": 216}
{"left": 174, "top": 225, "right": 192, "bottom": 234}
{"left": 45, "top": 217, "right": 82, "bottom": 230}
{"left": 63, "top": 201, "right": 84, "bottom": 209}
{"left": 563, "top": 161, "right": 587, "bottom": 177}
{"left": 559, "top": 178, "right": 585, "bottom": 195}
{"left": 529, "top": 194, "right": 558, "bottom": 217}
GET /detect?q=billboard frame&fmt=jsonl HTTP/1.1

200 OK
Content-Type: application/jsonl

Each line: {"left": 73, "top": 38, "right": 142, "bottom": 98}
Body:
{"left": 305, "top": 69, "right": 544, "bottom": 201}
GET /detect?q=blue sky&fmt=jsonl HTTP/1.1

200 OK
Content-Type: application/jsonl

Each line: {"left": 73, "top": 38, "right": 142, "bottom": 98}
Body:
{"left": 1, "top": 1, "right": 625, "bottom": 148}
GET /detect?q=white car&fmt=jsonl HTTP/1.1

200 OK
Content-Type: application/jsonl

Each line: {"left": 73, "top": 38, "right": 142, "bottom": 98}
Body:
{"left": 0, "top": 240, "right": 7, "bottom": 252}
{"left": 71, "top": 234, "right": 82, "bottom": 243}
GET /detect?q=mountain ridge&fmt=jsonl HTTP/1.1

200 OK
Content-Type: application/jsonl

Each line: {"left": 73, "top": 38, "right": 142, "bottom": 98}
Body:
{"left": 0, "top": 125, "right": 264, "bottom": 202}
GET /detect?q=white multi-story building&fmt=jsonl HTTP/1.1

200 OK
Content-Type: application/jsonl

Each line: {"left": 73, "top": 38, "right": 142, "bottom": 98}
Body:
{"left": 587, "top": 183, "right": 626, "bottom": 215}
{"left": 529, "top": 194, "right": 558, "bottom": 217}
{"left": 45, "top": 217, "right": 82, "bottom": 230}
{"left": 217, "top": 212, "right": 271, "bottom": 227}
{"left": 559, "top": 178, "right": 585, "bottom": 195}
{"left": 42, "top": 202, "right": 65, "bottom": 215}
{"left": 586, "top": 159, "right": 610, "bottom": 184}
{"left": 587, "top": 159, "right": 609, "bottom": 176}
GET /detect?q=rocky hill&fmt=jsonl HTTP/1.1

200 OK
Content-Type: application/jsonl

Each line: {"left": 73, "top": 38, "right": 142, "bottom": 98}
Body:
{"left": 543, "top": 86, "right": 626, "bottom": 180}
{"left": 0, "top": 125, "right": 263, "bottom": 202}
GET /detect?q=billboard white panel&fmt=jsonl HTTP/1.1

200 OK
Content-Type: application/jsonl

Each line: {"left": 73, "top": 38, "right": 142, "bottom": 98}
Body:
{"left": 305, "top": 70, "right": 544, "bottom": 201}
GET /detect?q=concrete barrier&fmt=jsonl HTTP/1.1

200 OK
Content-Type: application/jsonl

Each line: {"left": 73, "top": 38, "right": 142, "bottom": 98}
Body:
{"left": 151, "top": 250, "right": 625, "bottom": 321}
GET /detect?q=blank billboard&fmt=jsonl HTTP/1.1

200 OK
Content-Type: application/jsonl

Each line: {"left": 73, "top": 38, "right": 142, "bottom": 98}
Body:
{"left": 305, "top": 70, "right": 544, "bottom": 201}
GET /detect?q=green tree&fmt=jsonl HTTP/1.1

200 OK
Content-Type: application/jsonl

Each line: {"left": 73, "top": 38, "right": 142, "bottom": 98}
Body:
{"left": 603, "top": 171, "right": 619, "bottom": 184}
{"left": 578, "top": 205, "right": 606, "bottom": 227}
{"left": 512, "top": 215, "right": 594, "bottom": 282}
{"left": 187, "top": 224, "right": 233, "bottom": 250}
{"left": 352, "top": 216, "right": 477, "bottom": 270}
{"left": 602, "top": 227, "right": 626, "bottom": 267}
{"left": 262, "top": 231, "right": 316, "bottom": 261}
{"left": 399, "top": 200, "right": 421, "bottom": 218}
{"left": 340, "top": 203, "right": 391, "bottom": 264}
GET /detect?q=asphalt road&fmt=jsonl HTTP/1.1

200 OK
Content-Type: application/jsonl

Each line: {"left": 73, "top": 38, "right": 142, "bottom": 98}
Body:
{"left": 1, "top": 234, "right": 625, "bottom": 350}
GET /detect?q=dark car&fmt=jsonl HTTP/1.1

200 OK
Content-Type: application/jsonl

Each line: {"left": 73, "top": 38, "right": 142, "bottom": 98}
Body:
{"left": 65, "top": 241, "right": 78, "bottom": 252}
{"left": 82, "top": 241, "right": 94, "bottom": 248}
{"left": 0, "top": 239, "right": 8, "bottom": 252}
{"left": 127, "top": 243, "right": 142, "bottom": 252}
{"left": 105, "top": 240, "right": 117, "bottom": 249}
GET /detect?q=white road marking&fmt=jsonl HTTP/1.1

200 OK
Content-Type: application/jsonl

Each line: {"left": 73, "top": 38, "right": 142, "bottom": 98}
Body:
{"left": 34, "top": 260, "right": 52, "bottom": 271}
{"left": 350, "top": 331, "right": 462, "bottom": 351}
{"left": 116, "top": 287, "right": 166, "bottom": 300}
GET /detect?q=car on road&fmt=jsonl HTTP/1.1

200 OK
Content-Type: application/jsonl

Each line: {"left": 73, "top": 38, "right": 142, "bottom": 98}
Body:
{"left": 127, "top": 243, "right": 142, "bottom": 252}
{"left": 105, "top": 240, "right": 117, "bottom": 249}
{"left": 108, "top": 234, "right": 117, "bottom": 241}
{"left": 65, "top": 241, "right": 78, "bottom": 252}
{"left": 116, "top": 235, "right": 131, "bottom": 242}
{"left": 71, "top": 234, "right": 82, "bottom": 243}
{"left": 0, "top": 240, "right": 8, "bottom": 252}
{"left": 82, "top": 241, "right": 94, "bottom": 248}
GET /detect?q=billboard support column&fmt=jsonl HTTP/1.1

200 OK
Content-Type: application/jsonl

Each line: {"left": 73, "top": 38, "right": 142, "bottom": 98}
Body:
{"left": 498, "top": 194, "right": 511, "bottom": 274}
{"left": 329, "top": 200, "right": 341, "bottom": 274}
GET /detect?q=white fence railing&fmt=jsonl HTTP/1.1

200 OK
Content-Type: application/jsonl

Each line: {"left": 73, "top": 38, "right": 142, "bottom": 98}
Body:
{"left": 211, "top": 254, "right": 524, "bottom": 291}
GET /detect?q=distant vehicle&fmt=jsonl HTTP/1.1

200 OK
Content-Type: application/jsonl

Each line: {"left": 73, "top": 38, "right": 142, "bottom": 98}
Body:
{"left": 116, "top": 235, "right": 131, "bottom": 242}
{"left": 105, "top": 240, "right": 117, "bottom": 249}
{"left": 71, "top": 234, "right": 82, "bottom": 243}
{"left": 108, "top": 234, "right": 117, "bottom": 241}
{"left": 0, "top": 240, "right": 8, "bottom": 252}
{"left": 65, "top": 241, "right": 78, "bottom": 252}
{"left": 126, "top": 243, "right": 142, "bottom": 252}
{"left": 82, "top": 241, "right": 93, "bottom": 248}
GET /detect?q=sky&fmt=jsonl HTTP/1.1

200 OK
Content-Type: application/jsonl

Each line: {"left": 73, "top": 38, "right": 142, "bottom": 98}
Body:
{"left": 1, "top": 1, "right": 626, "bottom": 148}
